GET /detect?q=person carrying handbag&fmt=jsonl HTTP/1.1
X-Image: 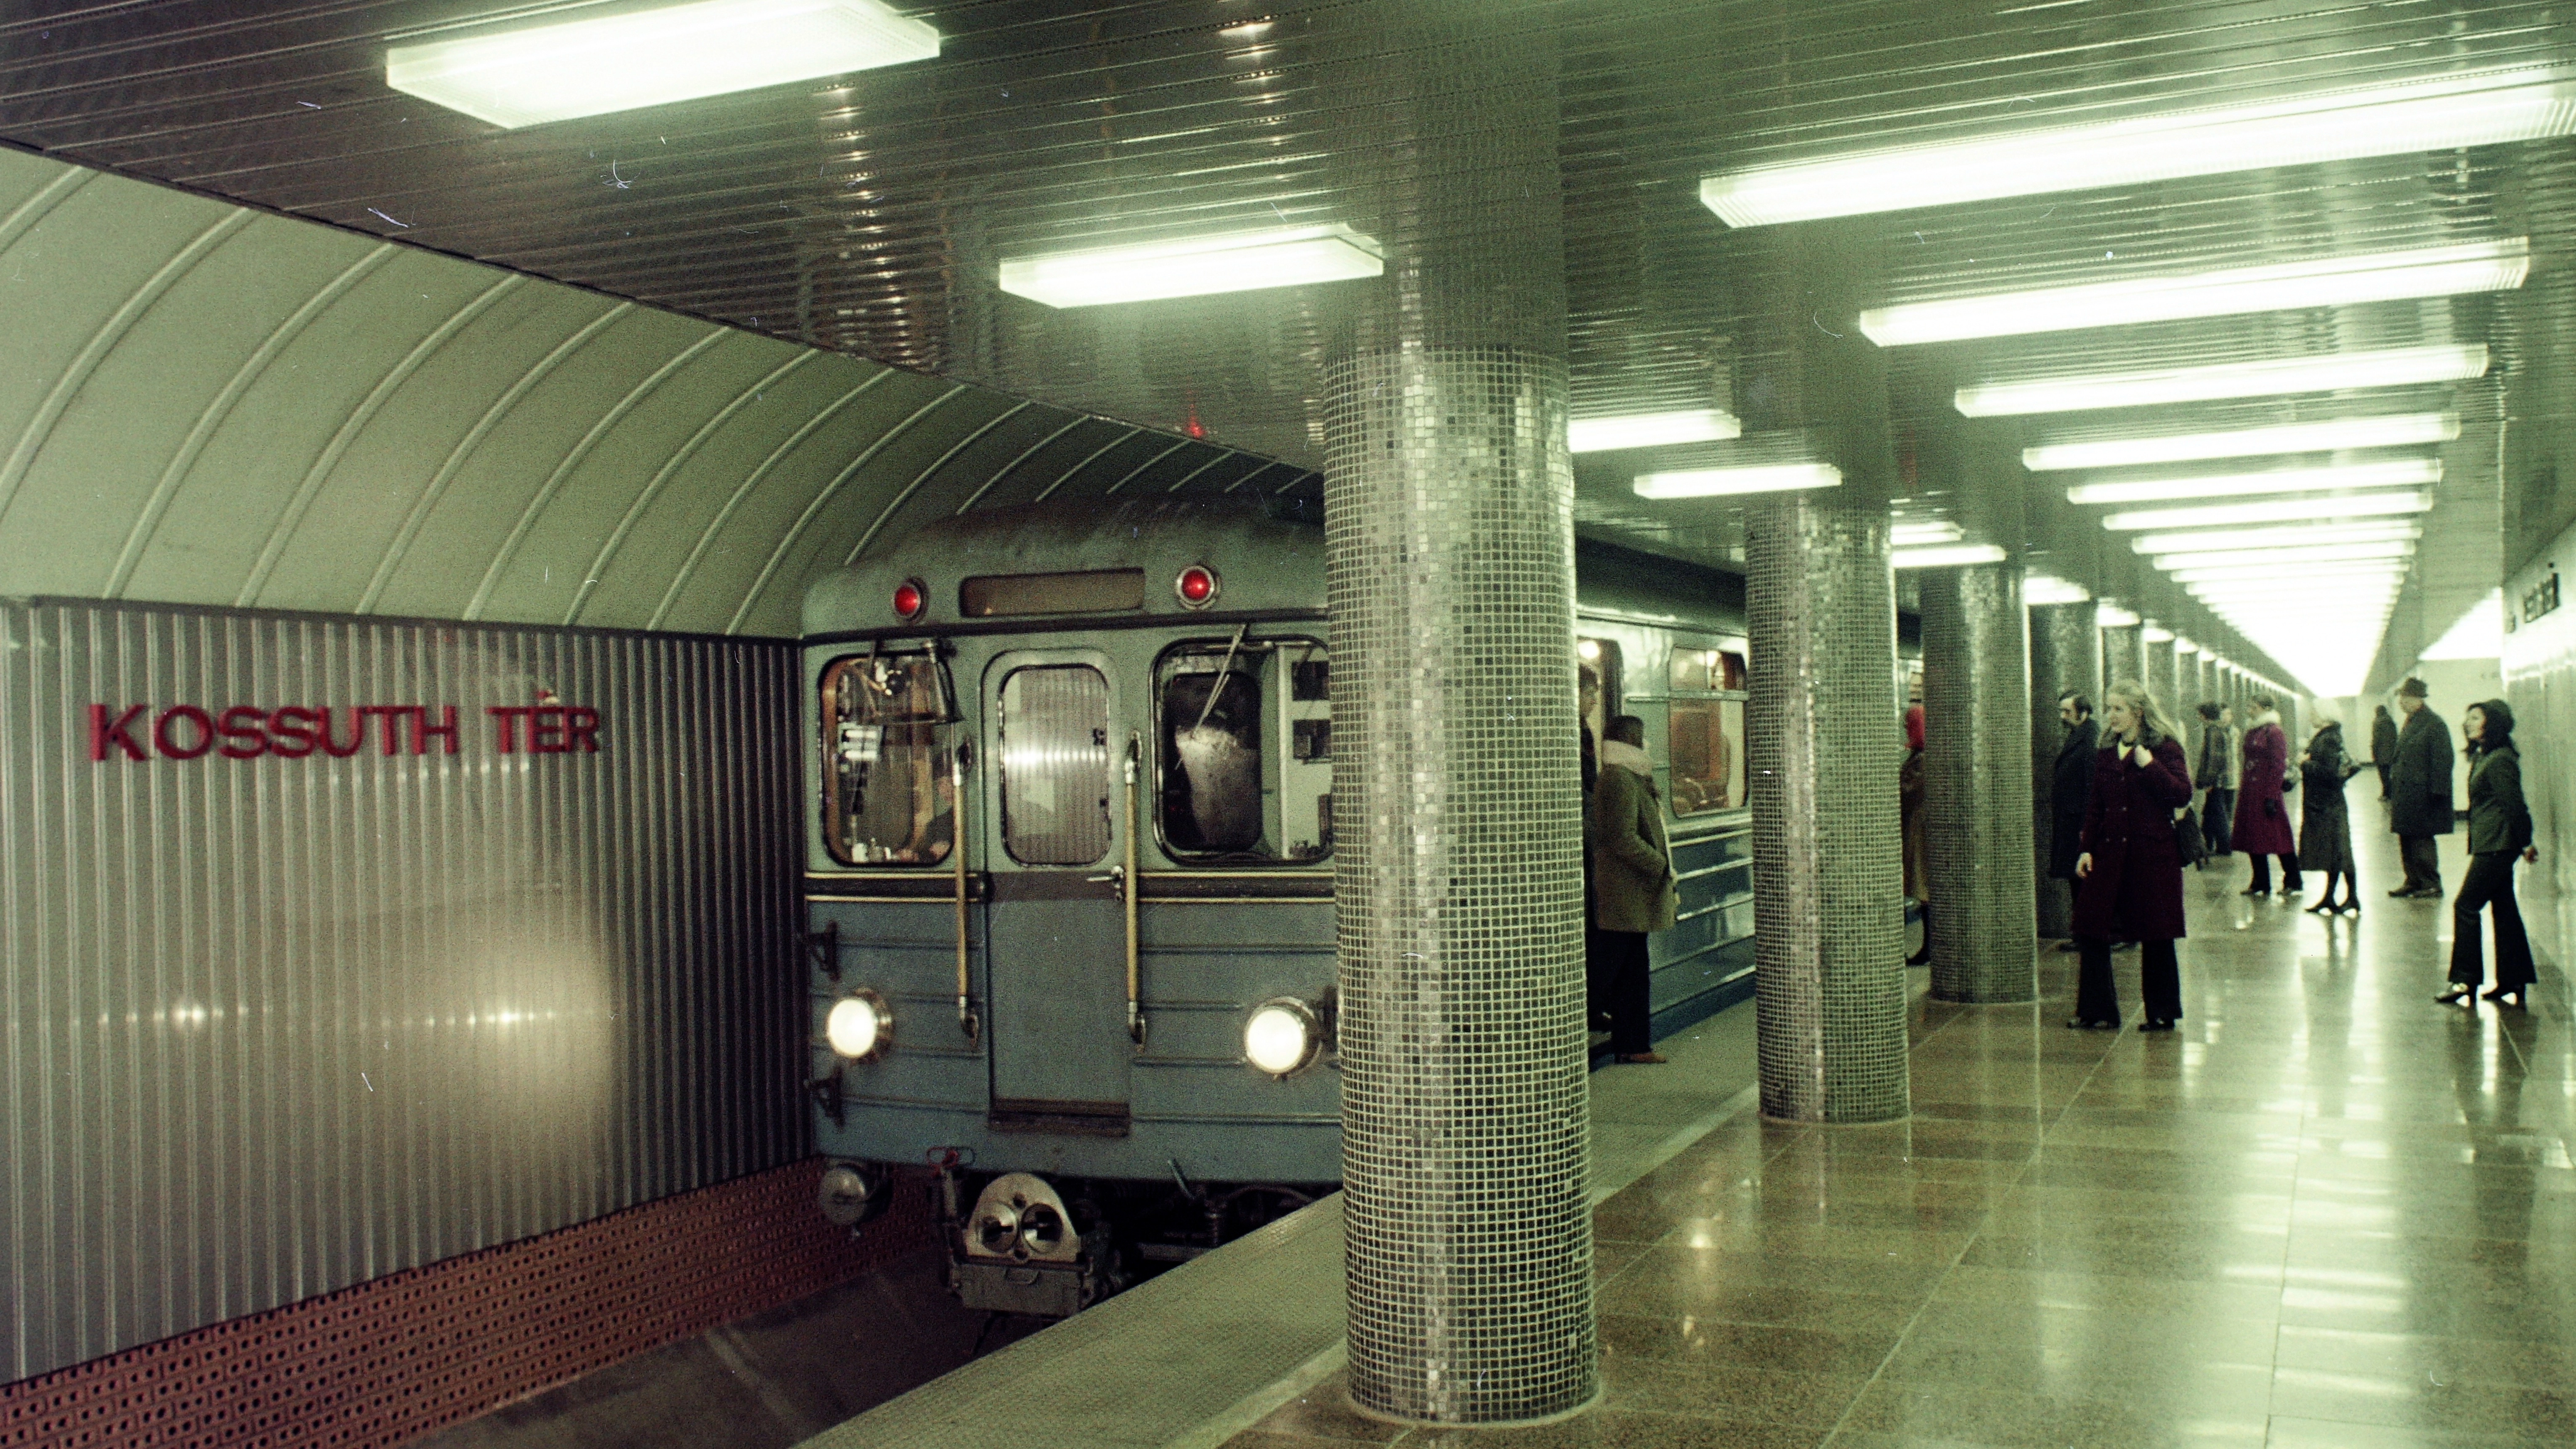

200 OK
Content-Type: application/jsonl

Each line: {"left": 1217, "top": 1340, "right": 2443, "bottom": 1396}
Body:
{"left": 2070, "top": 681, "right": 2195, "bottom": 1032}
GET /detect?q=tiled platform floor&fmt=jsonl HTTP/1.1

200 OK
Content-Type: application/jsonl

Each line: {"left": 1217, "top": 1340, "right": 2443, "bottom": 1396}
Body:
{"left": 1231, "top": 786, "right": 2573, "bottom": 1448}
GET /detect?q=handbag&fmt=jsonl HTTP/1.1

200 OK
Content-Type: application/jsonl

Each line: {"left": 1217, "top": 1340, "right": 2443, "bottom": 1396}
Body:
{"left": 2172, "top": 806, "right": 2210, "bottom": 867}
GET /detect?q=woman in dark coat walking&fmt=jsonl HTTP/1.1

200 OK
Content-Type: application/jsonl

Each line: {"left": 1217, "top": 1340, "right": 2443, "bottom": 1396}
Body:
{"left": 2437, "top": 701, "right": 2539, "bottom": 1008}
{"left": 2071, "top": 681, "right": 2195, "bottom": 1032}
{"left": 2298, "top": 718, "right": 2361, "bottom": 914}
{"left": 2233, "top": 695, "right": 2301, "bottom": 897}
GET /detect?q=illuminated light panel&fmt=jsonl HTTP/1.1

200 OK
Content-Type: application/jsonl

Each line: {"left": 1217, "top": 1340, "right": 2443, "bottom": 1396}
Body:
{"left": 1861, "top": 241, "right": 2526, "bottom": 346}
{"left": 1891, "top": 520, "right": 1966, "bottom": 546}
{"left": 1698, "top": 67, "right": 2576, "bottom": 227}
{"left": 2097, "top": 604, "right": 2142, "bottom": 627}
{"left": 385, "top": 0, "right": 940, "bottom": 128}
{"left": 2024, "top": 413, "right": 2461, "bottom": 471}
{"left": 1569, "top": 408, "right": 1743, "bottom": 453}
{"left": 1892, "top": 543, "right": 2009, "bottom": 568}
{"left": 2101, "top": 492, "right": 2433, "bottom": 531}
{"left": 2025, "top": 573, "right": 2092, "bottom": 604}
{"left": 1633, "top": 463, "right": 1842, "bottom": 499}
{"left": 2130, "top": 521, "right": 2422, "bottom": 555}
{"left": 2178, "top": 565, "right": 2409, "bottom": 588}
{"left": 2175, "top": 637, "right": 2200, "bottom": 653}
{"left": 999, "top": 224, "right": 1383, "bottom": 308}
{"left": 2066, "top": 458, "right": 2441, "bottom": 507}
{"left": 2142, "top": 625, "right": 2175, "bottom": 642}
{"left": 1956, "top": 345, "right": 2490, "bottom": 417}
{"left": 2156, "top": 541, "right": 2418, "bottom": 572}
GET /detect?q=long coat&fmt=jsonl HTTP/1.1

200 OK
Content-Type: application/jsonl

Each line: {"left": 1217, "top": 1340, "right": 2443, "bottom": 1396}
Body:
{"left": 2074, "top": 734, "right": 2194, "bottom": 942}
{"left": 2232, "top": 716, "right": 2297, "bottom": 856}
{"left": 1900, "top": 748, "right": 1929, "bottom": 903}
{"left": 2297, "top": 724, "right": 2358, "bottom": 874}
{"left": 2049, "top": 716, "right": 2099, "bottom": 880}
{"left": 2370, "top": 712, "right": 2400, "bottom": 765}
{"left": 2465, "top": 746, "right": 2534, "bottom": 857}
{"left": 1593, "top": 762, "right": 1678, "bottom": 932}
{"left": 2388, "top": 705, "right": 2456, "bottom": 837}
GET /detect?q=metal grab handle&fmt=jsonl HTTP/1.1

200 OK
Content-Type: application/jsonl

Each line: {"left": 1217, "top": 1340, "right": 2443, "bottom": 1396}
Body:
{"left": 1123, "top": 732, "right": 1144, "bottom": 1047}
{"left": 1085, "top": 866, "right": 1127, "bottom": 901}
{"left": 953, "top": 746, "right": 980, "bottom": 1045}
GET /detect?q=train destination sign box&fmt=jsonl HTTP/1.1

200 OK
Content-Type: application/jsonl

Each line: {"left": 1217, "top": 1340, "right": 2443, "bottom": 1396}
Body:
{"left": 87, "top": 702, "right": 605, "bottom": 761}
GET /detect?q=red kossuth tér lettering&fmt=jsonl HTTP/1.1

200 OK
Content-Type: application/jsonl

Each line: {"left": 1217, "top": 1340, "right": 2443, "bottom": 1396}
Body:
{"left": 88, "top": 705, "right": 603, "bottom": 761}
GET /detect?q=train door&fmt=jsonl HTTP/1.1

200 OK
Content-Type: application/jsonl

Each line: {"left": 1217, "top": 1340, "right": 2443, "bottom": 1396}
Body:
{"left": 981, "top": 648, "right": 1134, "bottom": 1128}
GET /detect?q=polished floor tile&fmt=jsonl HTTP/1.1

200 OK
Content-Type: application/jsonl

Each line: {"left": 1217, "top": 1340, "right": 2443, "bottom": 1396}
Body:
{"left": 1225, "top": 801, "right": 2575, "bottom": 1447}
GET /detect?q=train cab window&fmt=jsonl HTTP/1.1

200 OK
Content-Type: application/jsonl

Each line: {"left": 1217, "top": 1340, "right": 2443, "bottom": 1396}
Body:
{"left": 996, "top": 664, "right": 1115, "bottom": 865}
{"left": 1668, "top": 643, "right": 1747, "bottom": 818}
{"left": 1155, "top": 637, "right": 1331, "bottom": 863}
{"left": 821, "top": 652, "right": 956, "bottom": 866}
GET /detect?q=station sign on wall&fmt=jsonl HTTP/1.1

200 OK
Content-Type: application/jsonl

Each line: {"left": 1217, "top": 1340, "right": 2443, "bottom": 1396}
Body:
{"left": 87, "top": 701, "right": 604, "bottom": 760}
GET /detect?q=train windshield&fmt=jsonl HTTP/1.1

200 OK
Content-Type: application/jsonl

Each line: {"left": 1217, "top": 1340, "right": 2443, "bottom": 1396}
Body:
{"left": 1154, "top": 636, "right": 1331, "bottom": 863}
{"left": 821, "top": 651, "right": 956, "bottom": 865}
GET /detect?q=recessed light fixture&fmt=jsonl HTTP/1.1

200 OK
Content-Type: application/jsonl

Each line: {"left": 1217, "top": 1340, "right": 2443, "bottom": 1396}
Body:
{"left": 385, "top": 0, "right": 940, "bottom": 128}
{"left": 1568, "top": 409, "right": 1744, "bottom": 453}
{"left": 2155, "top": 541, "right": 2418, "bottom": 572}
{"left": 2024, "top": 573, "right": 2093, "bottom": 604}
{"left": 1632, "top": 463, "right": 1843, "bottom": 499}
{"left": 1892, "top": 543, "right": 2009, "bottom": 569}
{"left": 1860, "top": 240, "right": 2526, "bottom": 346}
{"left": 1698, "top": 66, "right": 2576, "bottom": 227}
{"left": 2096, "top": 604, "right": 2142, "bottom": 627}
{"left": 2141, "top": 625, "right": 2176, "bottom": 643}
{"left": 2065, "top": 458, "right": 2442, "bottom": 507}
{"left": 2102, "top": 492, "right": 2433, "bottom": 531}
{"left": 1955, "top": 345, "right": 2490, "bottom": 417}
{"left": 998, "top": 224, "right": 1384, "bottom": 308}
{"left": 2023, "top": 414, "right": 2461, "bottom": 471}
{"left": 2174, "top": 637, "right": 2199, "bottom": 654}
{"left": 2128, "top": 521, "right": 2423, "bottom": 555}
{"left": 1891, "top": 520, "right": 1966, "bottom": 546}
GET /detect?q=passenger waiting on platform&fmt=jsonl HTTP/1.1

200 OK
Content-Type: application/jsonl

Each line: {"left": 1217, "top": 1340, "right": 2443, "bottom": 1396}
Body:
{"left": 2370, "top": 704, "right": 2400, "bottom": 801}
{"left": 2233, "top": 694, "right": 2302, "bottom": 898}
{"left": 2297, "top": 716, "right": 2362, "bottom": 914}
{"left": 2070, "top": 682, "right": 2194, "bottom": 1032}
{"left": 2387, "top": 677, "right": 2455, "bottom": 899}
{"left": 1901, "top": 703, "right": 1930, "bottom": 966}
{"left": 1593, "top": 714, "right": 1677, "bottom": 1064}
{"left": 2049, "top": 693, "right": 2098, "bottom": 953}
{"left": 2438, "top": 701, "right": 2539, "bottom": 1009}
{"left": 1581, "top": 723, "right": 1605, "bottom": 1033}
{"left": 2194, "top": 702, "right": 2237, "bottom": 859}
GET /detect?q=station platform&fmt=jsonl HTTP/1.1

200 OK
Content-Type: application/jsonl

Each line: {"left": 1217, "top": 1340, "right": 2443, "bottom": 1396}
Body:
{"left": 802, "top": 782, "right": 2572, "bottom": 1449}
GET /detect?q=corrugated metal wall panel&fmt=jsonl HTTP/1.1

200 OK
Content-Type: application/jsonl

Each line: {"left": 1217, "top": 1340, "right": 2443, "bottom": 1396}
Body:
{"left": 0, "top": 599, "right": 804, "bottom": 1383}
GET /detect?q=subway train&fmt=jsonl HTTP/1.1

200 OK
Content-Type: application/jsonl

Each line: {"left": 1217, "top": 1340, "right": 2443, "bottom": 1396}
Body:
{"left": 799, "top": 494, "right": 1766, "bottom": 1318}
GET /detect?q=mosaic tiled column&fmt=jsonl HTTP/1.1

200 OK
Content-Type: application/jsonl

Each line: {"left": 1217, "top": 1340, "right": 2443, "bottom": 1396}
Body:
{"left": 2029, "top": 601, "right": 2103, "bottom": 939}
{"left": 1324, "top": 10, "right": 1592, "bottom": 1424}
{"left": 2102, "top": 621, "right": 2147, "bottom": 690}
{"left": 1920, "top": 564, "right": 2037, "bottom": 1003}
{"left": 1748, "top": 499, "right": 1908, "bottom": 1123}
{"left": 2146, "top": 637, "right": 2178, "bottom": 717}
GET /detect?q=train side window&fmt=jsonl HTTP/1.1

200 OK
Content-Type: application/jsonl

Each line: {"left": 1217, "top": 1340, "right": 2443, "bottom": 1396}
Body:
{"left": 821, "top": 652, "right": 955, "bottom": 866}
{"left": 997, "top": 664, "right": 1115, "bottom": 866}
{"left": 1154, "top": 637, "right": 1331, "bottom": 863}
{"left": 1668, "top": 643, "right": 1747, "bottom": 817}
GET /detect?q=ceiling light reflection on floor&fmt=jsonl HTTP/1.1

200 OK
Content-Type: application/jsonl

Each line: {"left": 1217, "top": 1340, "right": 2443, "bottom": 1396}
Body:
{"left": 2024, "top": 414, "right": 2461, "bottom": 471}
{"left": 2102, "top": 492, "right": 2433, "bottom": 531}
{"left": 1569, "top": 409, "right": 1744, "bottom": 452}
{"left": 1633, "top": 463, "right": 1843, "bottom": 499}
{"left": 998, "top": 224, "right": 1383, "bottom": 307}
{"left": 2066, "top": 459, "right": 2441, "bottom": 507}
{"left": 385, "top": 0, "right": 941, "bottom": 128}
{"left": 1862, "top": 240, "right": 2526, "bottom": 346}
{"left": 1957, "top": 346, "right": 2490, "bottom": 417}
{"left": 1699, "top": 66, "right": 2576, "bottom": 227}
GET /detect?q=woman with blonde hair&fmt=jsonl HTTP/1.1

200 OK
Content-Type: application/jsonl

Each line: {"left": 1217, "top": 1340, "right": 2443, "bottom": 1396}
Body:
{"left": 2070, "top": 681, "right": 2195, "bottom": 1031}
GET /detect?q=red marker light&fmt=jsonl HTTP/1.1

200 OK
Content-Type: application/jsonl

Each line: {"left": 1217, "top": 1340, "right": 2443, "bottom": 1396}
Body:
{"left": 1175, "top": 565, "right": 1219, "bottom": 608}
{"left": 892, "top": 579, "right": 925, "bottom": 621}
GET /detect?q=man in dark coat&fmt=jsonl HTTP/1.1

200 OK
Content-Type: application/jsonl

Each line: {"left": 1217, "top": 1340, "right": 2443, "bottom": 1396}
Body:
{"left": 2369, "top": 704, "right": 2400, "bottom": 800}
{"left": 2050, "top": 691, "right": 2098, "bottom": 879}
{"left": 2387, "top": 677, "right": 2454, "bottom": 898}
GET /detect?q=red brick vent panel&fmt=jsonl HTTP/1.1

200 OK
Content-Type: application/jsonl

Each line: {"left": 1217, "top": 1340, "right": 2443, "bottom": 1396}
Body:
{"left": 2, "top": 1158, "right": 935, "bottom": 1449}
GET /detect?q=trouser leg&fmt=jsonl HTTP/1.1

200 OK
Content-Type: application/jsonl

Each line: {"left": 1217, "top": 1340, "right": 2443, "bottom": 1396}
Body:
{"left": 2280, "top": 853, "right": 2303, "bottom": 890}
{"left": 1603, "top": 930, "right": 1653, "bottom": 1054}
{"left": 2205, "top": 790, "right": 2235, "bottom": 853}
{"left": 1584, "top": 922, "right": 1608, "bottom": 1025}
{"left": 2076, "top": 938, "right": 2120, "bottom": 1024}
{"left": 2488, "top": 857, "right": 2536, "bottom": 990}
{"left": 2249, "top": 855, "right": 2271, "bottom": 892}
{"left": 2139, "top": 940, "right": 2181, "bottom": 1022}
{"left": 2376, "top": 764, "right": 2390, "bottom": 799}
{"left": 2403, "top": 835, "right": 2443, "bottom": 891}
{"left": 2449, "top": 853, "right": 2507, "bottom": 987}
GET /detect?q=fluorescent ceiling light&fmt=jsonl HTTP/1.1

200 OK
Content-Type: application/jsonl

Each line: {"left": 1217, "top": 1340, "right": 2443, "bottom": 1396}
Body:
{"left": 2175, "top": 637, "right": 2199, "bottom": 653}
{"left": 1861, "top": 240, "right": 2526, "bottom": 347}
{"left": 2194, "top": 580, "right": 2403, "bottom": 602}
{"left": 1699, "top": 66, "right": 2576, "bottom": 227}
{"left": 1633, "top": 463, "right": 1842, "bottom": 499}
{"left": 2024, "top": 414, "right": 2461, "bottom": 471}
{"left": 2178, "top": 564, "right": 2408, "bottom": 588}
{"left": 2066, "top": 459, "right": 2441, "bottom": 507}
{"left": 2024, "top": 573, "right": 2092, "bottom": 604}
{"left": 2130, "top": 521, "right": 2422, "bottom": 555}
{"left": 999, "top": 224, "right": 1383, "bottom": 308}
{"left": 2155, "top": 541, "right": 2417, "bottom": 572}
{"left": 2420, "top": 590, "right": 2505, "bottom": 660}
{"left": 1956, "top": 345, "right": 2490, "bottom": 417}
{"left": 2097, "top": 604, "right": 2142, "bottom": 627}
{"left": 385, "top": 0, "right": 939, "bottom": 128}
{"left": 2141, "top": 625, "right": 2176, "bottom": 643}
{"left": 1569, "top": 409, "right": 1743, "bottom": 453}
{"left": 1891, "top": 520, "right": 1965, "bottom": 546}
{"left": 2102, "top": 491, "right": 2433, "bottom": 531}
{"left": 1892, "top": 543, "right": 2009, "bottom": 568}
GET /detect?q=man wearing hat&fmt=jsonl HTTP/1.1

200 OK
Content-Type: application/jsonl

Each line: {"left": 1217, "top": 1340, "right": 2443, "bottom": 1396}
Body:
{"left": 2387, "top": 677, "right": 2455, "bottom": 898}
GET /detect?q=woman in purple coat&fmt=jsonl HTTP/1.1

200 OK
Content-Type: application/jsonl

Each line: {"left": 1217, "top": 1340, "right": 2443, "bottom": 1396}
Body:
{"left": 2232, "top": 694, "right": 2302, "bottom": 897}
{"left": 2071, "top": 681, "right": 2195, "bottom": 1032}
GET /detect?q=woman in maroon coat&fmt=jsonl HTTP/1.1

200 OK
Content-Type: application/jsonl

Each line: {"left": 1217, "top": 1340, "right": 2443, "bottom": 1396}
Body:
{"left": 2231, "top": 693, "right": 2302, "bottom": 897}
{"left": 2071, "top": 681, "right": 2195, "bottom": 1032}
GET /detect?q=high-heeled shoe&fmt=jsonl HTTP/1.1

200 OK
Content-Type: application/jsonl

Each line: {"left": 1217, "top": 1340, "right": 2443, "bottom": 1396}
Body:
{"left": 2434, "top": 986, "right": 2474, "bottom": 1006}
{"left": 2483, "top": 988, "right": 2526, "bottom": 1009}
{"left": 2338, "top": 900, "right": 2361, "bottom": 916}
{"left": 2304, "top": 898, "right": 2334, "bottom": 914}
{"left": 2241, "top": 886, "right": 2270, "bottom": 898}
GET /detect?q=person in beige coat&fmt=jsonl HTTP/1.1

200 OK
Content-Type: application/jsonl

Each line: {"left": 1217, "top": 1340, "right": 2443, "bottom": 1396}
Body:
{"left": 1593, "top": 714, "right": 1679, "bottom": 1063}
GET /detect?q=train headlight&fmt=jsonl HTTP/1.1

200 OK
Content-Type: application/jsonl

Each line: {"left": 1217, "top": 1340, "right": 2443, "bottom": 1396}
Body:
{"left": 1243, "top": 998, "right": 1321, "bottom": 1077}
{"left": 826, "top": 991, "right": 892, "bottom": 1060}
